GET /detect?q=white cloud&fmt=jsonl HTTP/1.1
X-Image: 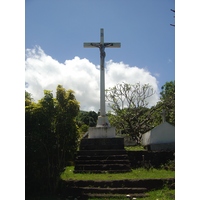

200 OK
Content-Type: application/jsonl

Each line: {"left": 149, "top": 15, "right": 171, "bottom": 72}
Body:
{"left": 25, "top": 46, "right": 160, "bottom": 112}
{"left": 154, "top": 73, "right": 160, "bottom": 77}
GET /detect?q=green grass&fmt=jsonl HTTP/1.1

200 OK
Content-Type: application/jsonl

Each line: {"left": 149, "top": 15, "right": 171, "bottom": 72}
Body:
{"left": 61, "top": 166, "right": 175, "bottom": 181}
{"left": 124, "top": 145, "right": 146, "bottom": 151}
{"left": 145, "top": 187, "right": 175, "bottom": 200}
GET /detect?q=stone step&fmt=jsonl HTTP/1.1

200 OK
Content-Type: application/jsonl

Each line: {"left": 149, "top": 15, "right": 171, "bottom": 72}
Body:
{"left": 79, "top": 138, "right": 125, "bottom": 150}
{"left": 74, "top": 163, "right": 131, "bottom": 171}
{"left": 76, "top": 154, "right": 129, "bottom": 160}
{"left": 64, "top": 178, "right": 175, "bottom": 189}
{"left": 75, "top": 138, "right": 131, "bottom": 173}
{"left": 78, "top": 186, "right": 147, "bottom": 194}
{"left": 82, "top": 193, "right": 149, "bottom": 199}
{"left": 64, "top": 187, "right": 148, "bottom": 199}
{"left": 76, "top": 149, "right": 128, "bottom": 156}
{"left": 75, "top": 159, "right": 130, "bottom": 165}
{"left": 62, "top": 179, "right": 175, "bottom": 199}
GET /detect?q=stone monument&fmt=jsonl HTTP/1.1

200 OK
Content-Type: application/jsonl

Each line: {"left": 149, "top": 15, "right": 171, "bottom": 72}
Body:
{"left": 84, "top": 28, "right": 120, "bottom": 138}
{"left": 74, "top": 29, "right": 131, "bottom": 173}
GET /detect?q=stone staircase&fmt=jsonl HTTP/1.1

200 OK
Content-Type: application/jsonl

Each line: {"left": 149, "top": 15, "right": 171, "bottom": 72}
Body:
{"left": 63, "top": 180, "right": 148, "bottom": 199}
{"left": 62, "top": 178, "right": 175, "bottom": 199}
{"left": 67, "top": 187, "right": 148, "bottom": 199}
{"left": 69, "top": 138, "right": 175, "bottom": 199}
{"left": 74, "top": 149, "right": 131, "bottom": 173}
{"left": 74, "top": 138, "right": 132, "bottom": 173}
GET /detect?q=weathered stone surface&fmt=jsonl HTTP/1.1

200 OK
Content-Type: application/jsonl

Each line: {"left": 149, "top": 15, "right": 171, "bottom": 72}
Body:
{"left": 88, "top": 127, "right": 115, "bottom": 138}
{"left": 80, "top": 138, "right": 124, "bottom": 150}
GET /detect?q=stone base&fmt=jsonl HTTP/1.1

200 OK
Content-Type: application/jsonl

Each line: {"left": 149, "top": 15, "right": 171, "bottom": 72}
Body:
{"left": 79, "top": 138, "right": 124, "bottom": 150}
{"left": 88, "top": 127, "right": 115, "bottom": 138}
{"left": 74, "top": 138, "right": 131, "bottom": 173}
{"left": 96, "top": 116, "right": 110, "bottom": 127}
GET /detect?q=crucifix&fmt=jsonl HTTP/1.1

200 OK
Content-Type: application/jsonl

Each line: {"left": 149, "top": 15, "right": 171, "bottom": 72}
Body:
{"left": 84, "top": 28, "right": 121, "bottom": 127}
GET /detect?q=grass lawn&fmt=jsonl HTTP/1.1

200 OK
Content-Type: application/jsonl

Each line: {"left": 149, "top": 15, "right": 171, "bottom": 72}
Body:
{"left": 124, "top": 145, "right": 146, "bottom": 151}
{"left": 61, "top": 166, "right": 175, "bottom": 181}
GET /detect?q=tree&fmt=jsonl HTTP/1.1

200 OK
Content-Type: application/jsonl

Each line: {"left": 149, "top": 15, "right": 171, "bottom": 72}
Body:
{"left": 106, "top": 82, "right": 157, "bottom": 144}
{"left": 78, "top": 124, "right": 89, "bottom": 138}
{"left": 160, "top": 81, "right": 175, "bottom": 125}
{"left": 26, "top": 90, "right": 56, "bottom": 196}
{"left": 144, "top": 81, "right": 175, "bottom": 128}
{"left": 88, "top": 111, "right": 98, "bottom": 127}
{"left": 25, "top": 90, "right": 33, "bottom": 106}
{"left": 55, "top": 85, "right": 80, "bottom": 162}
{"left": 77, "top": 110, "right": 98, "bottom": 127}
{"left": 25, "top": 85, "right": 80, "bottom": 197}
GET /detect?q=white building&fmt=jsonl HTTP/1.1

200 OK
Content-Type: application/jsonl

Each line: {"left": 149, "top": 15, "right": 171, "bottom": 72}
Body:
{"left": 141, "top": 121, "right": 175, "bottom": 151}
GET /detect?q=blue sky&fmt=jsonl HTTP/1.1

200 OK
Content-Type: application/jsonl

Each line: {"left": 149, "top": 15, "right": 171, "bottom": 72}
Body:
{"left": 25, "top": 0, "right": 175, "bottom": 111}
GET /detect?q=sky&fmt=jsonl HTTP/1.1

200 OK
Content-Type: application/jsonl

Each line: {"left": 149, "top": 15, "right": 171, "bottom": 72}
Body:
{"left": 25, "top": 0, "right": 175, "bottom": 112}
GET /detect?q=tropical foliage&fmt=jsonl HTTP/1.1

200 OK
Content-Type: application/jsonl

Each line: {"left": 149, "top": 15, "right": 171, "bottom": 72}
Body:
{"left": 25, "top": 85, "right": 80, "bottom": 196}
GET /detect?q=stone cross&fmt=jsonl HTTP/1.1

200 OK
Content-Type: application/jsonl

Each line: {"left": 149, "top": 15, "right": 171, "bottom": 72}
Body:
{"left": 84, "top": 28, "right": 121, "bottom": 127}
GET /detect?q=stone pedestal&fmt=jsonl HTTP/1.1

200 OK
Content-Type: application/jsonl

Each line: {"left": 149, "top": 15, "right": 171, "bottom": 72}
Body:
{"left": 79, "top": 137, "right": 124, "bottom": 150}
{"left": 88, "top": 127, "right": 115, "bottom": 138}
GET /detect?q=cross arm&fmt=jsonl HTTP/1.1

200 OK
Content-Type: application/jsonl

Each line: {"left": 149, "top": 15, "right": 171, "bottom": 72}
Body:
{"left": 84, "top": 42, "right": 121, "bottom": 48}
{"left": 84, "top": 43, "right": 100, "bottom": 48}
{"left": 104, "top": 43, "right": 121, "bottom": 48}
